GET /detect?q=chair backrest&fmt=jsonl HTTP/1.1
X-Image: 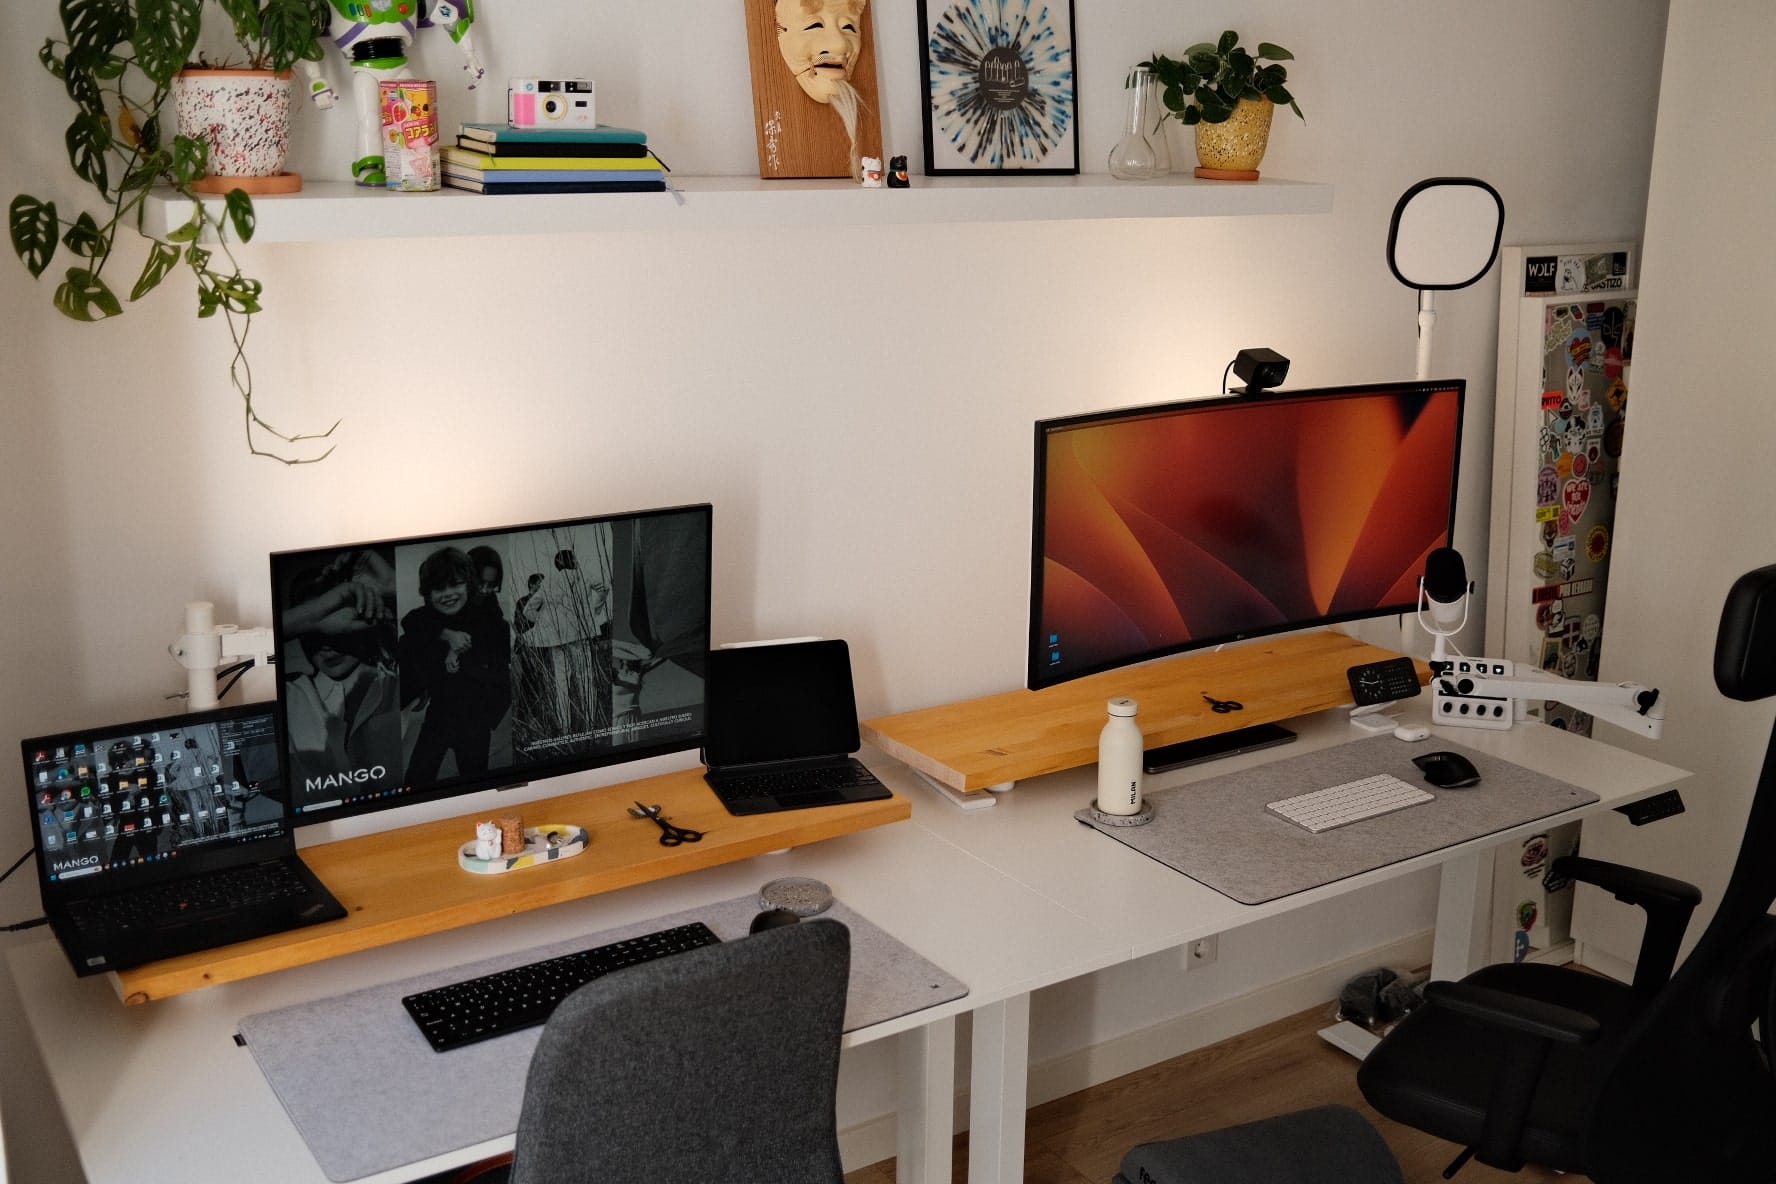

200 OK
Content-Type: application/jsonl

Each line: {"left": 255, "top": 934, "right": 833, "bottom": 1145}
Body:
{"left": 1584, "top": 565, "right": 1776, "bottom": 1181}
{"left": 509, "top": 919, "right": 850, "bottom": 1184}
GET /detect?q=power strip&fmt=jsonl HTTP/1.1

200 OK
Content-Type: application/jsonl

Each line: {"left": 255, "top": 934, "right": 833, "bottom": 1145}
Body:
{"left": 1430, "top": 656, "right": 1516, "bottom": 730}
{"left": 1317, "top": 1020, "right": 1381, "bottom": 1060}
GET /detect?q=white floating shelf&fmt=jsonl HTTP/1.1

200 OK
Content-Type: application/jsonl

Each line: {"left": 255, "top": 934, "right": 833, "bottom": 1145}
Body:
{"left": 144, "top": 172, "right": 1332, "bottom": 243}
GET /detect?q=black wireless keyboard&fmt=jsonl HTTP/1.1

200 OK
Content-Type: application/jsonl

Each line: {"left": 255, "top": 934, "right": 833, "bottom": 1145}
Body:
{"left": 401, "top": 921, "right": 722, "bottom": 1052}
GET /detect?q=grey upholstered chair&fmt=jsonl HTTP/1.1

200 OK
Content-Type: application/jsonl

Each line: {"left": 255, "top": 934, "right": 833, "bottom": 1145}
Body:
{"left": 453, "top": 918, "right": 851, "bottom": 1184}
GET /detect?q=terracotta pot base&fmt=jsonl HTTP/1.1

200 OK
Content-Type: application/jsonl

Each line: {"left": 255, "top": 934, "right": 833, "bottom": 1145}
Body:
{"left": 190, "top": 172, "right": 303, "bottom": 195}
{"left": 1193, "top": 166, "right": 1260, "bottom": 181}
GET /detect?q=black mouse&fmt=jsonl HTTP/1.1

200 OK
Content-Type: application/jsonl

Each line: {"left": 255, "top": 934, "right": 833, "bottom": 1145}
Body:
{"left": 749, "top": 908, "right": 801, "bottom": 934}
{"left": 1413, "top": 750, "right": 1481, "bottom": 789}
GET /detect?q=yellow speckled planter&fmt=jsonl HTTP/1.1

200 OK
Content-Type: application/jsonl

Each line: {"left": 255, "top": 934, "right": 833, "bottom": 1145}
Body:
{"left": 1193, "top": 97, "right": 1273, "bottom": 180}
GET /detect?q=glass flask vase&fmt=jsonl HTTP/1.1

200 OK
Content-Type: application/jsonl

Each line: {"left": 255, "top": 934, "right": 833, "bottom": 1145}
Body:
{"left": 1109, "top": 67, "right": 1164, "bottom": 180}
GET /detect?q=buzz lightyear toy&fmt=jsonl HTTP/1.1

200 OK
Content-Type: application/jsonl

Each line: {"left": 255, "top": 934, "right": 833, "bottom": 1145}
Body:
{"left": 302, "top": 0, "right": 486, "bottom": 186}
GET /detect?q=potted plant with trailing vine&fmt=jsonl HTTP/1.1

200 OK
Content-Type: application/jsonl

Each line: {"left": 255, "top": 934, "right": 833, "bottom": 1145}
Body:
{"left": 8, "top": 0, "right": 338, "bottom": 462}
{"left": 1143, "top": 31, "right": 1302, "bottom": 180}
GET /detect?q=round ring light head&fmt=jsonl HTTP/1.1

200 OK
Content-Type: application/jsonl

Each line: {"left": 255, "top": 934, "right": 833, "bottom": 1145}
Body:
{"left": 1387, "top": 177, "right": 1505, "bottom": 291}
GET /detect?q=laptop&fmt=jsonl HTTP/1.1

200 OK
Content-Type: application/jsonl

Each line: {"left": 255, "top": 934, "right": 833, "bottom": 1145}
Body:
{"left": 21, "top": 701, "right": 346, "bottom": 977}
{"left": 700, "top": 638, "right": 892, "bottom": 815}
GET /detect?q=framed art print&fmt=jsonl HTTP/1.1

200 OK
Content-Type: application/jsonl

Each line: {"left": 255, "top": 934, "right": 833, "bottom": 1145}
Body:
{"left": 917, "top": 0, "right": 1078, "bottom": 175}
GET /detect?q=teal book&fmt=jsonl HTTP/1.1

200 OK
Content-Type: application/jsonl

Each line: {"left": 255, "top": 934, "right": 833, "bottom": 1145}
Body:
{"left": 452, "top": 137, "right": 651, "bottom": 159}
{"left": 458, "top": 122, "right": 648, "bottom": 145}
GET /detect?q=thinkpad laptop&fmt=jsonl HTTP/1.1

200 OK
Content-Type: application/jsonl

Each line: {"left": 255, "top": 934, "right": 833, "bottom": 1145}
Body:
{"left": 701, "top": 638, "right": 892, "bottom": 815}
{"left": 21, "top": 701, "right": 346, "bottom": 977}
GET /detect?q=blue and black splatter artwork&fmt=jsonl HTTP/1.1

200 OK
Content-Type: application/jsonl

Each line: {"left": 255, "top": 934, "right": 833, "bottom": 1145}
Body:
{"left": 926, "top": 0, "right": 1076, "bottom": 170}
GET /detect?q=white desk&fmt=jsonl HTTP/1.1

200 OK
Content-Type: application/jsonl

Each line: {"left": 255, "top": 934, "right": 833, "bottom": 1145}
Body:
{"left": 887, "top": 701, "right": 1688, "bottom": 1182}
{"left": 6, "top": 819, "right": 1119, "bottom": 1184}
{"left": 6, "top": 706, "right": 1687, "bottom": 1184}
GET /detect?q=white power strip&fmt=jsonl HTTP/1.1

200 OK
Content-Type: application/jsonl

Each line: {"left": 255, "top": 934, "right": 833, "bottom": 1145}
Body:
{"left": 1431, "top": 656, "right": 1517, "bottom": 730}
{"left": 1317, "top": 1019, "right": 1381, "bottom": 1060}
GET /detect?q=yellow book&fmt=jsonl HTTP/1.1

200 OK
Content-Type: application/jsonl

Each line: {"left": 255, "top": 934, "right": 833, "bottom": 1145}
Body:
{"left": 440, "top": 146, "right": 665, "bottom": 172}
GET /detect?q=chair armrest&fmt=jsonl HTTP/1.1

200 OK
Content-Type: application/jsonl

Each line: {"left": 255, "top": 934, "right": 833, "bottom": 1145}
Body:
{"left": 1552, "top": 854, "right": 1700, "bottom": 910}
{"left": 1551, "top": 855, "right": 1700, "bottom": 994}
{"left": 1423, "top": 980, "right": 1601, "bottom": 1045}
{"left": 1420, "top": 980, "right": 1599, "bottom": 1171}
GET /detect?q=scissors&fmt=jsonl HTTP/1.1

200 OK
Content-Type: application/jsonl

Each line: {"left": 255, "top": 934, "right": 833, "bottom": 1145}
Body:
{"left": 1202, "top": 692, "right": 1243, "bottom": 714}
{"left": 628, "top": 802, "right": 704, "bottom": 846}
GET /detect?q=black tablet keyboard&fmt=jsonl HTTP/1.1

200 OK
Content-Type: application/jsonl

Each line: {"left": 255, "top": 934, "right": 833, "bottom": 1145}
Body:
{"left": 401, "top": 921, "right": 722, "bottom": 1052}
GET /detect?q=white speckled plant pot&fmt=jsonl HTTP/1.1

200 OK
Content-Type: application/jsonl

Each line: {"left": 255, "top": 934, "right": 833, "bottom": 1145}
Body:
{"left": 173, "top": 69, "right": 296, "bottom": 190}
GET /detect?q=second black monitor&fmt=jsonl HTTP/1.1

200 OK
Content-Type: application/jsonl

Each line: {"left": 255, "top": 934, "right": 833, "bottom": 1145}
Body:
{"left": 271, "top": 503, "right": 712, "bottom": 825}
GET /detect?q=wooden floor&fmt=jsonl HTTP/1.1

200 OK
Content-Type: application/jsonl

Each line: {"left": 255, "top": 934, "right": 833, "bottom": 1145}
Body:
{"left": 843, "top": 999, "right": 1577, "bottom": 1184}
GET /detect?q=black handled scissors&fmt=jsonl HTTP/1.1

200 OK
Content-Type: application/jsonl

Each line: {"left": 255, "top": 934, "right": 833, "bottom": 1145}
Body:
{"left": 628, "top": 802, "right": 704, "bottom": 846}
{"left": 1203, "top": 692, "right": 1243, "bottom": 714}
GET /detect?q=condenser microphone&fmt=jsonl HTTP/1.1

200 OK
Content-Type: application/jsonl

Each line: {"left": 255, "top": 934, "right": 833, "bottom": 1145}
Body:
{"left": 1417, "top": 547, "right": 1472, "bottom": 665}
{"left": 1422, "top": 548, "right": 1468, "bottom": 626}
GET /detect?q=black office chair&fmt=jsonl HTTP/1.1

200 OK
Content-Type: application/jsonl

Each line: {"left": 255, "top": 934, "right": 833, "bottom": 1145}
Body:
{"left": 1357, "top": 563, "right": 1776, "bottom": 1181}
{"left": 449, "top": 918, "right": 851, "bottom": 1184}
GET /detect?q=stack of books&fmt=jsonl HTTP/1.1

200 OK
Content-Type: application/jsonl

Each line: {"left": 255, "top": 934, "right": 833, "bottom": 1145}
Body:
{"left": 442, "top": 123, "right": 668, "bottom": 195}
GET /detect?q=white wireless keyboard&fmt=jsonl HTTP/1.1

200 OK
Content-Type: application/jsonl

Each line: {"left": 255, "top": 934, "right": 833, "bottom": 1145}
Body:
{"left": 1266, "top": 773, "right": 1434, "bottom": 834}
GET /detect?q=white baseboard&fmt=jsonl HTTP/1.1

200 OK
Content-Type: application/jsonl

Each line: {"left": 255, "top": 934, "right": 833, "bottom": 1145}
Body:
{"left": 1571, "top": 939, "right": 1634, "bottom": 984}
{"left": 837, "top": 928, "right": 1434, "bottom": 1171}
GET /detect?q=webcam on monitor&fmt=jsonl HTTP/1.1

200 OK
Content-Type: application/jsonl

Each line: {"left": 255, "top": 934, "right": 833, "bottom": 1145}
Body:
{"left": 1232, "top": 348, "right": 1290, "bottom": 396}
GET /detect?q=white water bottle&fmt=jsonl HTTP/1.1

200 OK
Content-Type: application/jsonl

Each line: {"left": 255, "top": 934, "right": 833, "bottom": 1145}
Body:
{"left": 1096, "top": 697, "right": 1145, "bottom": 815}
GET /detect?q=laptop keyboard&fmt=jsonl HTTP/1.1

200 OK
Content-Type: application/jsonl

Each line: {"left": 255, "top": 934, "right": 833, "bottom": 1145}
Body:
{"left": 402, "top": 920, "right": 722, "bottom": 1052}
{"left": 710, "top": 760, "right": 885, "bottom": 810}
{"left": 64, "top": 860, "right": 313, "bottom": 934}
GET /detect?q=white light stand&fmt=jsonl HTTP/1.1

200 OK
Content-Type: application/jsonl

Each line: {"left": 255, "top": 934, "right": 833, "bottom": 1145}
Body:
{"left": 168, "top": 600, "right": 275, "bottom": 710}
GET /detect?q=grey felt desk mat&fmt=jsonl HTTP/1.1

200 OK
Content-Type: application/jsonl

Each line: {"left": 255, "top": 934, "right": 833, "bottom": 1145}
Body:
{"left": 1076, "top": 735, "right": 1596, "bottom": 905}
{"left": 238, "top": 896, "right": 966, "bottom": 1182}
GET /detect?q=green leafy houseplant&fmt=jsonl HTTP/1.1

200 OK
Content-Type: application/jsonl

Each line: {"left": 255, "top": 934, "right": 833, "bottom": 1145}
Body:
{"left": 8, "top": 0, "right": 336, "bottom": 463}
{"left": 1143, "top": 30, "right": 1303, "bottom": 126}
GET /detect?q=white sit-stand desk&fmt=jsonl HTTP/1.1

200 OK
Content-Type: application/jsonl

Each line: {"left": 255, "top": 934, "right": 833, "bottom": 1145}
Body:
{"left": 883, "top": 701, "right": 1688, "bottom": 1184}
{"left": 7, "top": 706, "right": 1686, "bottom": 1184}
{"left": 5, "top": 817, "right": 1121, "bottom": 1184}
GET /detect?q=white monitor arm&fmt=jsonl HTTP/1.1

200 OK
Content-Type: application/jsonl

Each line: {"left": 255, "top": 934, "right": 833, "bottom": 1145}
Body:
{"left": 168, "top": 601, "right": 275, "bottom": 711}
{"left": 1439, "top": 665, "right": 1665, "bottom": 740}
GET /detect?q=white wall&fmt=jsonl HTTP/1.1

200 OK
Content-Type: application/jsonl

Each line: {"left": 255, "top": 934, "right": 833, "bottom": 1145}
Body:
{"left": 1575, "top": 0, "right": 1776, "bottom": 962}
{"left": 0, "top": 2, "right": 1668, "bottom": 1177}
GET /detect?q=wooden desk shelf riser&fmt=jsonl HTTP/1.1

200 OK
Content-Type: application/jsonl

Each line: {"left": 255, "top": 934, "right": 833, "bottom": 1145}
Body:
{"left": 113, "top": 770, "right": 907, "bottom": 1004}
{"left": 861, "top": 631, "right": 1428, "bottom": 794}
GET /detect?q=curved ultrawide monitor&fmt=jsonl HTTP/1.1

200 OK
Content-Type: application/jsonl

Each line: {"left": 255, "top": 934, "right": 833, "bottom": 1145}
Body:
{"left": 271, "top": 503, "right": 712, "bottom": 825}
{"left": 1029, "top": 382, "right": 1464, "bottom": 689}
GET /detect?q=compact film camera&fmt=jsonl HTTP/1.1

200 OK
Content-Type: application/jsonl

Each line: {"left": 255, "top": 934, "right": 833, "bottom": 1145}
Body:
{"left": 507, "top": 79, "right": 596, "bottom": 128}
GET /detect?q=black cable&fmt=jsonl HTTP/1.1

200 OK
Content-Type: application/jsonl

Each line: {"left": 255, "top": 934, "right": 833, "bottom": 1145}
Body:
{"left": 164, "top": 659, "right": 258, "bottom": 704}
{"left": 0, "top": 846, "right": 31, "bottom": 886}
{"left": 1221, "top": 358, "right": 1236, "bottom": 394}
{"left": 2, "top": 849, "right": 47, "bottom": 931}
{"left": 215, "top": 659, "right": 255, "bottom": 702}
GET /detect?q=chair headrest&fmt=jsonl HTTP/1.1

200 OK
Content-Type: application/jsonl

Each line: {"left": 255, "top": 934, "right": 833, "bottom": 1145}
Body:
{"left": 1715, "top": 564, "right": 1776, "bottom": 701}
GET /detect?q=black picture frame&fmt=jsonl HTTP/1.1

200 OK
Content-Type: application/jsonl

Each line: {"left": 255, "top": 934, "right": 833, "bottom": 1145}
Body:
{"left": 917, "top": 0, "right": 1079, "bottom": 176}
